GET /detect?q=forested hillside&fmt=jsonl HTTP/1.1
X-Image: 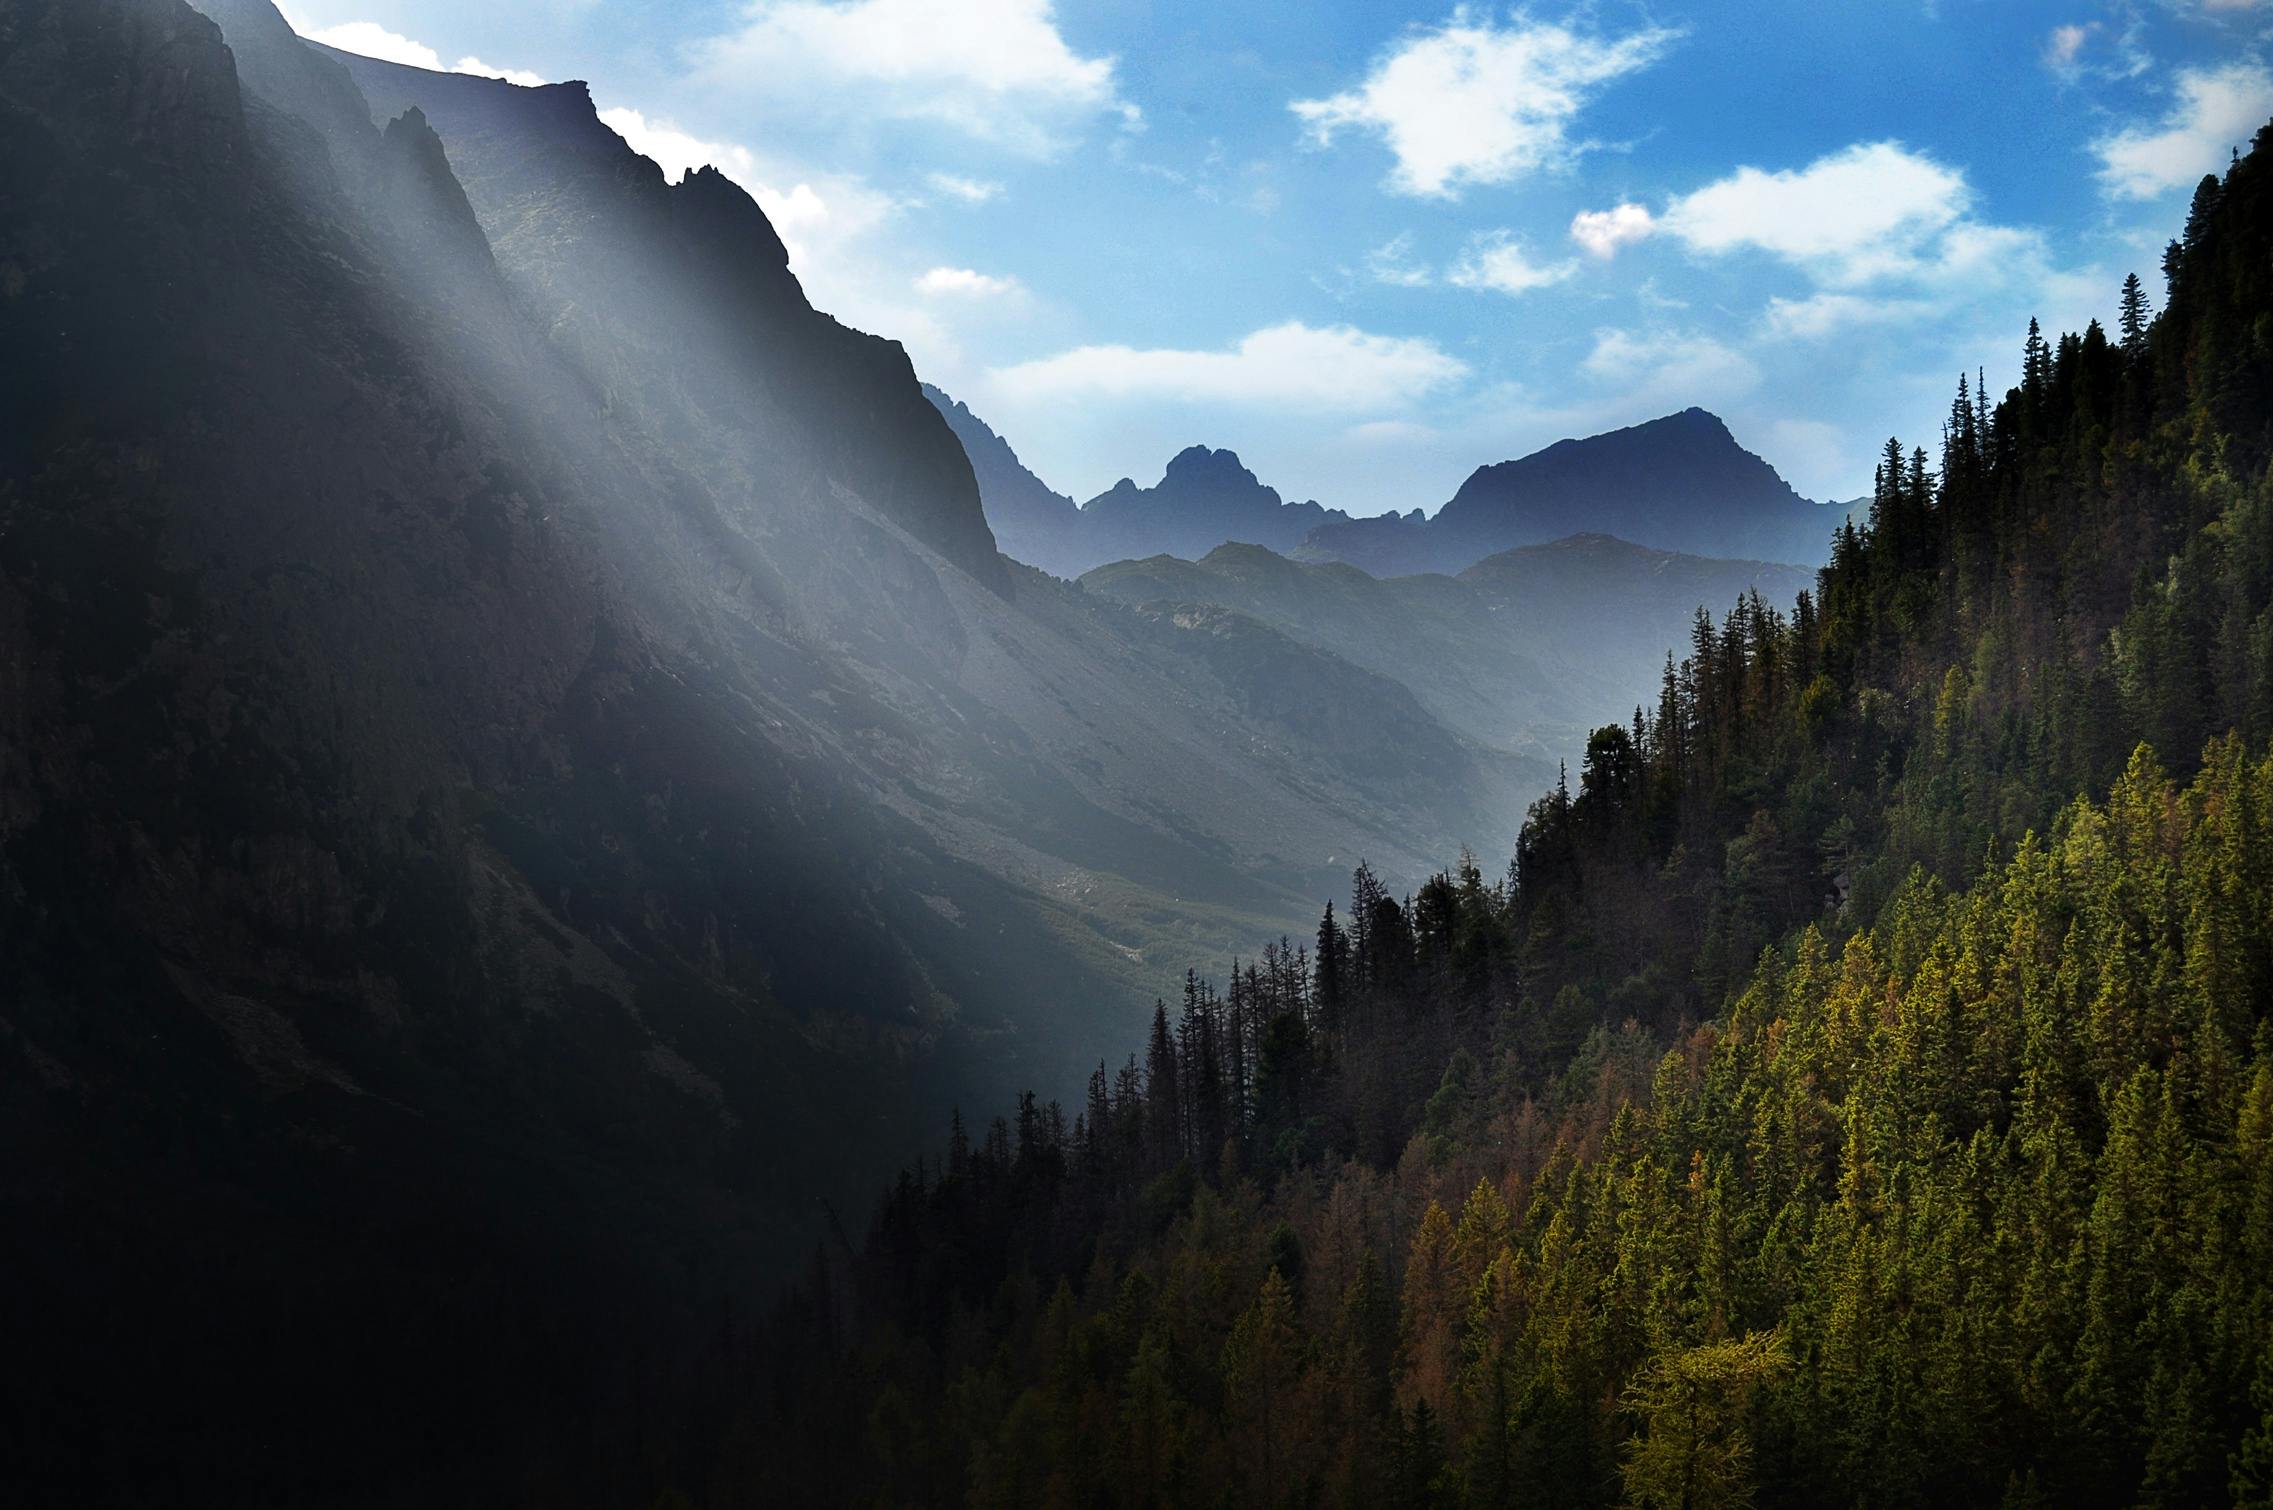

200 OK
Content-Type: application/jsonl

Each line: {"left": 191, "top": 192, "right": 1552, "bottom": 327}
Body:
{"left": 733, "top": 129, "right": 2273, "bottom": 1507}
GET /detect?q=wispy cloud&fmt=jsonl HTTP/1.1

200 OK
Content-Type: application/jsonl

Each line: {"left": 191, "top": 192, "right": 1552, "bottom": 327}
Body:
{"left": 1447, "top": 231, "right": 1577, "bottom": 295}
{"left": 1366, "top": 233, "right": 1434, "bottom": 288}
{"left": 1582, "top": 328, "right": 1759, "bottom": 405}
{"left": 916, "top": 266, "right": 1022, "bottom": 298}
{"left": 988, "top": 321, "right": 1468, "bottom": 411}
{"left": 926, "top": 173, "right": 1004, "bottom": 204}
{"left": 1760, "top": 292, "right": 1932, "bottom": 341}
{"left": 1291, "top": 10, "right": 1678, "bottom": 198}
{"left": 2043, "top": 22, "right": 2094, "bottom": 73}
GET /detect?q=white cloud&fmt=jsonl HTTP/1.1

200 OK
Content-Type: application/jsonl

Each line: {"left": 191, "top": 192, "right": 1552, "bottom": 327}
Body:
{"left": 2044, "top": 23, "right": 2092, "bottom": 72}
{"left": 1367, "top": 232, "right": 1434, "bottom": 287}
{"left": 1569, "top": 201, "right": 1657, "bottom": 259}
{"left": 916, "top": 266, "right": 1021, "bottom": 297}
{"left": 1664, "top": 141, "right": 1972, "bottom": 285}
{"left": 926, "top": 173, "right": 1003, "bottom": 204}
{"left": 1447, "top": 231, "right": 1577, "bottom": 294}
{"left": 693, "top": 0, "right": 1132, "bottom": 156}
{"left": 1290, "top": 11, "right": 1678, "bottom": 198}
{"left": 2094, "top": 62, "right": 2273, "bottom": 199}
{"left": 1582, "top": 328, "right": 1760, "bottom": 404}
{"left": 988, "top": 321, "right": 1469, "bottom": 411}
{"left": 291, "top": 18, "right": 544, "bottom": 86}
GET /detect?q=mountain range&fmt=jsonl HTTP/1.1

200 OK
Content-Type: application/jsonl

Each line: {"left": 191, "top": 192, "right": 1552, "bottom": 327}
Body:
{"left": 926, "top": 384, "right": 1357, "bottom": 578}
{"left": 933, "top": 388, "right": 1840, "bottom": 579}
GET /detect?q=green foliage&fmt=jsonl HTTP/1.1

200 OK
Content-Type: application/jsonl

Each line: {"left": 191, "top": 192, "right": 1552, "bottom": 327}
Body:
{"left": 739, "top": 122, "right": 2273, "bottom": 1507}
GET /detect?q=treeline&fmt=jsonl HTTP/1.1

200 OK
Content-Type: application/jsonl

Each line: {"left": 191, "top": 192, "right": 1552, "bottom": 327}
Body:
{"left": 717, "top": 131, "right": 2273, "bottom": 1507}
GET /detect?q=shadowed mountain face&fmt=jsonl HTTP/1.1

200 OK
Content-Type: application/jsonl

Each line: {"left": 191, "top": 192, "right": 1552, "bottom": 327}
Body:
{"left": 927, "top": 385, "right": 1355, "bottom": 577}
{"left": 0, "top": 1, "right": 1538, "bottom": 1499}
{"left": 1083, "top": 537, "right": 1817, "bottom": 765}
{"left": 1297, "top": 409, "right": 1838, "bottom": 574}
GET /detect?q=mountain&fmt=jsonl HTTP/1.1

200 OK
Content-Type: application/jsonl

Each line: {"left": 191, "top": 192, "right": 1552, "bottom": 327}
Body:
{"left": 747, "top": 119, "right": 2273, "bottom": 1509}
{"left": 923, "top": 382, "right": 1088, "bottom": 577}
{"left": 1083, "top": 536, "right": 1815, "bottom": 764}
{"left": 926, "top": 385, "right": 1357, "bottom": 576}
{"left": 1297, "top": 408, "right": 1838, "bottom": 575}
{"left": 0, "top": 2, "right": 1542, "bottom": 1498}
{"left": 1077, "top": 445, "right": 1351, "bottom": 564}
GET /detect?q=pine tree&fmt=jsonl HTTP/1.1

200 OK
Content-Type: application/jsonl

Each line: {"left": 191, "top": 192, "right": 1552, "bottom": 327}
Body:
{"left": 2119, "top": 272, "right": 2150, "bottom": 355}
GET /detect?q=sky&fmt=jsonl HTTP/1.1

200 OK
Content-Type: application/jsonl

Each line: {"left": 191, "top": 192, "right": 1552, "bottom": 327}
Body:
{"left": 271, "top": 0, "right": 2270, "bottom": 514}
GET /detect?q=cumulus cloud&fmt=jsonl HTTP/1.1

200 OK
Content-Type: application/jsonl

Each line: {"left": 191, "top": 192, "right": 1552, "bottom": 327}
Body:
{"left": 916, "top": 266, "right": 1021, "bottom": 297}
{"left": 2094, "top": 62, "right": 2273, "bottom": 199}
{"left": 1569, "top": 202, "right": 1657, "bottom": 259}
{"left": 1663, "top": 141, "right": 1974, "bottom": 285}
{"left": 289, "top": 17, "right": 543, "bottom": 86}
{"left": 988, "top": 321, "right": 1469, "bottom": 411}
{"left": 693, "top": 0, "right": 1133, "bottom": 156}
{"left": 1290, "top": 11, "right": 1677, "bottom": 198}
{"left": 1447, "top": 231, "right": 1576, "bottom": 295}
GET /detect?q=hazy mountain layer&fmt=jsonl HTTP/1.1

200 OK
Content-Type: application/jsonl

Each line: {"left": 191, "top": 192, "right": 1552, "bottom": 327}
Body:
{"left": 1084, "top": 537, "right": 1815, "bottom": 764}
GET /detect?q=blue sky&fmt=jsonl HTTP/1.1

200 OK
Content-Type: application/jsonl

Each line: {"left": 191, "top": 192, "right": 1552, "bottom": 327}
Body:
{"left": 274, "top": 0, "right": 2268, "bottom": 513}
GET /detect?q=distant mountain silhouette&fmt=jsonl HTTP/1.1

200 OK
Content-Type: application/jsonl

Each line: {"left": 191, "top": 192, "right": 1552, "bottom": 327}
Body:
{"left": 1298, "top": 409, "right": 1838, "bottom": 574}
{"left": 926, "top": 387, "right": 1355, "bottom": 576}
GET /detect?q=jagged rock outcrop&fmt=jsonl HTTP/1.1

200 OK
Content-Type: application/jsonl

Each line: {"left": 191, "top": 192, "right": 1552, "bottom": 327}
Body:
{"left": 925, "top": 386, "right": 1356, "bottom": 576}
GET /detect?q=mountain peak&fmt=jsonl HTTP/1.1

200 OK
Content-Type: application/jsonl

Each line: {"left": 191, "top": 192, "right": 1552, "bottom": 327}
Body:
{"left": 1162, "top": 444, "right": 1257, "bottom": 487}
{"left": 1296, "top": 410, "right": 1828, "bottom": 575}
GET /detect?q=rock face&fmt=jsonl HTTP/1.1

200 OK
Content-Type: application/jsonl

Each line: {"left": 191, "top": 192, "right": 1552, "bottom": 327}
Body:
{"left": 0, "top": 3, "right": 1537, "bottom": 1497}
{"left": 1298, "top": 409, "right": 1838, "bottom": 575}
{"left": 927, "top": 386, "right": 1355, "bottom": 576}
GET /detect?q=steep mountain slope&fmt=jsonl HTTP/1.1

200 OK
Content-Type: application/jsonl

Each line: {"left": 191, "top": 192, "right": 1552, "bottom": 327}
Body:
{"left": 927, "top": 385, "right": 1357, "bottom": 576}
{"left": 1085, "top": 537, "right": 1814, "bottom": 763}
{"left": 742, "top": 119, "right": 2273, "bottom": 1510}
{"left": 0, "top": 2, "right": 1540, "bottom": 1500}
{"left": 1299, "top": 408, "right": 1837, "bottom": 574}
